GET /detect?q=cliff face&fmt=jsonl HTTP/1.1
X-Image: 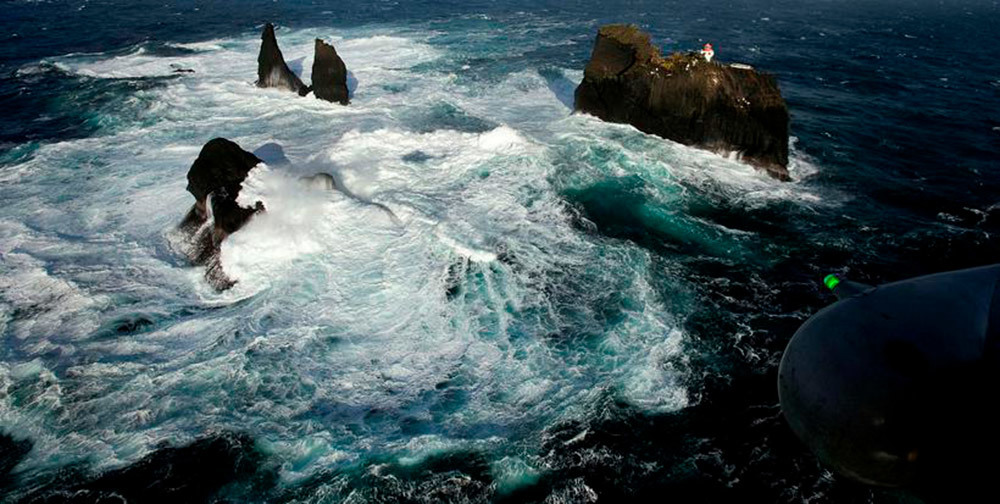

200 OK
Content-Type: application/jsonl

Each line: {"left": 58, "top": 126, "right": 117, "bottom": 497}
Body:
{"left": 574, "top": 25, "right": 790, "bottom": 180}
{"left": 312, "top": 39, "right": 349, "bottom": 105}
{"left": 257, "top": 23, "right": 310, "bottom": 96}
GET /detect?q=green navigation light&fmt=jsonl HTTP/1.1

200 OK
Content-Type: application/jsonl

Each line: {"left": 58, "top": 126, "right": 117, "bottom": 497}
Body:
{"left": 823, "top": 274, "right": 841, "bottom": 291}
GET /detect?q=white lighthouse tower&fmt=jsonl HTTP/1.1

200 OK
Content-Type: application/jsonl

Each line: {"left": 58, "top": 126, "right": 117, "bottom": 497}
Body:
{"left": 702, "top": 43, "right": 715, "bottom": 62}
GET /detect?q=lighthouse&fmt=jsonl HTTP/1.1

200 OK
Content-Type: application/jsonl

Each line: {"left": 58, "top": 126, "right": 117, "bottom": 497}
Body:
{"left": 702, "top": 43, "right": 715, "bottom": 62}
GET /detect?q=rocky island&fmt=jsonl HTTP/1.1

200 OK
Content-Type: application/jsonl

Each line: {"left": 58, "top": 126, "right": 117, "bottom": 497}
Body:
{"left": 256, "top": 23, "right": 350, "bottom": 105}
{"left": 575, "top": 25, "right": 790, "bottom": 180}
{"left": 257, "top": 23, "right": 310, "bottom": 96}
{"left": 178, "top": 138, "right": 265, "bottom": 289}
{"left": 312, "top": 39, "right": 350, "bottom": 104}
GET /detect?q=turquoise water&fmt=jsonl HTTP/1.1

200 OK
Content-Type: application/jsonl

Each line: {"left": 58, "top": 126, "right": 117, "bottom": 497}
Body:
{"left": 1, "top": 1, "right": 998, "bottom": 502}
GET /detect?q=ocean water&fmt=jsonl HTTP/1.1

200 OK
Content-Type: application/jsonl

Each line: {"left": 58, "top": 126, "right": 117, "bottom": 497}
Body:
{"left": 1, "top": 0, "right": 998, "bottom": 502}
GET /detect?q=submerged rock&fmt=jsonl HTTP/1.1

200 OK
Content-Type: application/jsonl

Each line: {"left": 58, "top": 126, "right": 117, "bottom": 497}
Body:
{"left": 1, "top": 431, "right": 32, "bottom": 480}
{"left": 299, "top": 172, "right": 336, "bottom": 190}
{"left": 21, "top": 432, "right": 274, "bottom": 503}
{"left": 257, "top": 23, "right": 310, "bottom": 96}
{"left": 298, "top": 171, "right": 402, "bottom": 225}
{"left": 180, "top": 138, "right": 264, "bottom": 290}
{"left": 312, "top": 39, "right": 350, "bottom": 104}
{"left": 574, "top": 25, "right": 790, "bottom": 180}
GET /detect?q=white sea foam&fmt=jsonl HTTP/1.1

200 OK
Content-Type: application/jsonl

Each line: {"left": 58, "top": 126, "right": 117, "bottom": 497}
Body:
{"left": 557, "top": 114, "right": 834, "bottom": 210}
{"left": 51, "top": 45, "right": 220, "bottom": 79}
{"left": 0, "top": 226, "right": 108, "bottom": 353}
{"left": 0, "top": 21, "right": 825, "bottom": 480}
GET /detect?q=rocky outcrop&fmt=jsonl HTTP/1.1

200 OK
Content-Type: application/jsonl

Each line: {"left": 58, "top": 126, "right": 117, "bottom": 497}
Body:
{"left": 574, "top": 25, "right": 790, "bottom": 180}
{"left": 179, "top": 138, "right": 264, "bottom": 289}
{"left": 1, "top": 431, "right": 32, "bottom": 481}
{"left": 257, "top": 23, "right": 310, "bottom": 96}
{"left": 312, "top": 39, "right": 350, "bottom": 104}
{"left": 19, "top": 432, "right": 272, "bottom": 504}
{"left": 255, "top": 24, "right": 352, "bottom": 105}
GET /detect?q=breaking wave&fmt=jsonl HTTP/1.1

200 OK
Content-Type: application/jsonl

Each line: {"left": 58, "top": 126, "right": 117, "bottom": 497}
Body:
{"left": 1, "top": 20, "right": 827, "bottom": 499}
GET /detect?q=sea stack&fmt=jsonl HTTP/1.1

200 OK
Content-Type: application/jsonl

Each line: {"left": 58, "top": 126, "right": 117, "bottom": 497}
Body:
{"left": 180, "top": 138, "right": 265, "bottom": 289}
{"left": 311, "top": 39, "right": 350, "bottom": 105}
{"left": 574, "top": 25, "right": 790, "bottom": 180}
{"left": 257, "top": 23, "right": 310, "bottom": 96}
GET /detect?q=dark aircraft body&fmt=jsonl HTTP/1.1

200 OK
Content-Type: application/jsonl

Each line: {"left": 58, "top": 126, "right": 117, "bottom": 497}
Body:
{"left": 779, "top": 265, "right": 1000, "bottom": 502}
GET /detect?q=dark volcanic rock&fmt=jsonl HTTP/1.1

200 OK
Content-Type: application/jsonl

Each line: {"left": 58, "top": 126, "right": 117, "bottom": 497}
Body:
{"left": 22, "top": 432, "right": 275, "bottom": 504}
{"left": 185, "top": 138, "right": 261, "bottom": 207}
{"left": 575, "top": 25, "right": 790, "bottom": 180}
{"left": 180, "top": 138, "right": 264, "bottom": 290}
{"left": 312, "top": 39, "right": 350, "bottom": 105}
{"left": 257, "top": 23, "right": 310, "bottom": 96}
{"left": 1, "top": 431, "right": 32, "bottom": 481}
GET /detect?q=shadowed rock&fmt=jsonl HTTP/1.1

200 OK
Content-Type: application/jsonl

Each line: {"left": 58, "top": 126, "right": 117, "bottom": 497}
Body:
{"left": 184, "top": 138, "right": 262, "bottom": 226}
{"left": 253, "top": 142, "right": 291, "bottom": 167}
{"left": 180, "top": 138, "right": 264, "bottom": 290}
{"left": 312, "top": 39, "right": 349, "bottom": 104}
{"left": 575, "top": 25, "right": 790, "bottom": 180}
{"left": 1, "top": 431, "right": 32, "bottom": 483}
{"left": 257, "top": 23, "right": 310, "bottom": 96}
{"left": 21, "top": 432, "right": 275, "bottom": 504}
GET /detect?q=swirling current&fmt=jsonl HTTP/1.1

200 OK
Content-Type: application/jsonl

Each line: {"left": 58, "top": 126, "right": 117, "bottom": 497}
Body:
{"left": 1, "top": 1, "right": 999, "bottom": 502}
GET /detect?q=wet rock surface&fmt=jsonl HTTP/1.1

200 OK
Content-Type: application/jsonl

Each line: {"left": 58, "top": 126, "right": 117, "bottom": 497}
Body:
{"left": 311, "top": 39, "right": 350, "bottom": 104}
{"left": 180, "top": 137, "right": 264, "bottom": 290}
{"left": 575, "top": 25, "right": 790, "bottom": 180}
{"left": 256, "top": 22, "right": 310, "bottom": 96}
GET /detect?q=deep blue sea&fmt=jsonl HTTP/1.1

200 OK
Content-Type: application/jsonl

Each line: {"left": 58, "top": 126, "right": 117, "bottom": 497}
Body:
{"left": 1, "top": 0, "right": 999, "bottom": 502}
